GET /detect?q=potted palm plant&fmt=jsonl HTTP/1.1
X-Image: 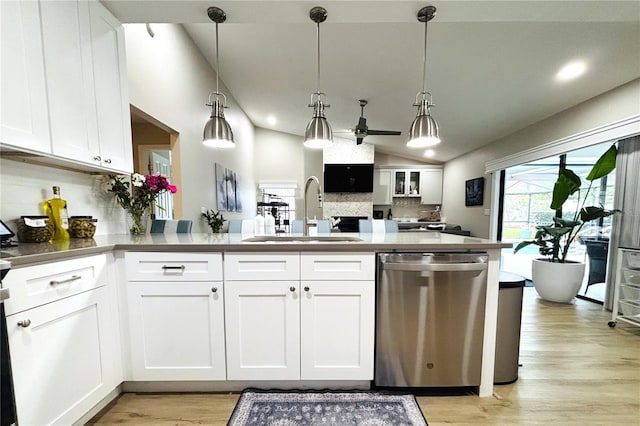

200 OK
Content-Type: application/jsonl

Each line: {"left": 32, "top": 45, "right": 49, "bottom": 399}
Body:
{"left": 514, "top": 144, "right": 619, "bottom": 303}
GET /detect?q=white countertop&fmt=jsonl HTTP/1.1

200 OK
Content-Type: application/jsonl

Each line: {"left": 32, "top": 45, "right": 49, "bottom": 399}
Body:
{"left": 0, "top": 232, "right": 511, "bottom": 266}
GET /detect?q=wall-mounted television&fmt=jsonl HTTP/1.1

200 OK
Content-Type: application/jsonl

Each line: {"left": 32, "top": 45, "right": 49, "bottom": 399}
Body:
{"left": 324, "top": 163, "right": 374, "bottom": 193}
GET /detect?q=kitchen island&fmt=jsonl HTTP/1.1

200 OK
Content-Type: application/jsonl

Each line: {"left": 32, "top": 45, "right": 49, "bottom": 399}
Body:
{"left": 1, "top": 232, "right": 510, "bottom": 425}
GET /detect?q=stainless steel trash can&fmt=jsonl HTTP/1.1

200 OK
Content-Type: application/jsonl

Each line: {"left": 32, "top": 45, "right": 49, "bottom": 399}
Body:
{"left": 494, "top": 271, "right": 525, "bottom": 384}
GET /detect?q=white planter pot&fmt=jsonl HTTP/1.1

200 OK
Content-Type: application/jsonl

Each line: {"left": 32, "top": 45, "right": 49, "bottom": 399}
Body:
{"left": 532, "top": 258, "right": 585, "bottom": 303}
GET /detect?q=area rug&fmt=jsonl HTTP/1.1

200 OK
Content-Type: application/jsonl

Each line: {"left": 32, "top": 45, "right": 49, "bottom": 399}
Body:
{"left": 228, "top": 389, "right": 427, "bottom": 426}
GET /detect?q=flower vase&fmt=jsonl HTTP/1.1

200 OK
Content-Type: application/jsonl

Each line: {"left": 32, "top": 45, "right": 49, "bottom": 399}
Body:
{"left": 126, "top": 211, "right": 149, "bottom": 235}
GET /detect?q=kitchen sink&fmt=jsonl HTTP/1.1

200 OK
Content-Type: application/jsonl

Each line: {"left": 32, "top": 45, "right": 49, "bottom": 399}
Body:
{"left": 242, "top": 236, "right": 363, "bottom": 243}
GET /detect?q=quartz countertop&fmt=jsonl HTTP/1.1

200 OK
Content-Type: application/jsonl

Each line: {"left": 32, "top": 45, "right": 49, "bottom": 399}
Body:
{"left": 0, "top": 232, "right": 512, "bottom": 267}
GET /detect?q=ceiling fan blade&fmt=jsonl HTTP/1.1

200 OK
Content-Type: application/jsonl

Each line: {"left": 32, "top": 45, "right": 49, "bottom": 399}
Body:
{"left": 356, "top": 137, "right": 364, "bottom": 145}
{"left": 367, "top": 130, "right": 402, "bottom": 136}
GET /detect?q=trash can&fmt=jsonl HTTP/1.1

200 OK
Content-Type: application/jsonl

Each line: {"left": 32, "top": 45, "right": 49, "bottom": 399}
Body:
{"left": 494, "top": 271, "right": 525, "bottom": 384}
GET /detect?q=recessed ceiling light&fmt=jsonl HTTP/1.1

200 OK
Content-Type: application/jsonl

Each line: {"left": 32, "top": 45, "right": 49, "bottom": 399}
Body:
{"left": 423, "top": 149, "right": 435, "bottom": 157}
{"left": 556, "top": 61, "right": 587, "bottom": 82}
{"left": 267, "top": 115, "right": 277, "bottom": 126}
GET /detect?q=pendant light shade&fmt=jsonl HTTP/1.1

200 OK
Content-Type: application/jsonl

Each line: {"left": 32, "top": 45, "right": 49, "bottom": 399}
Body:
{"left": 203, "top": 6, "right": 234, "bottom": 148}
{"left": 407, "top": 6, "right": 441, "bottom": 148}
{"left": 303, "top": 6, "right": 333, "bottom": 149}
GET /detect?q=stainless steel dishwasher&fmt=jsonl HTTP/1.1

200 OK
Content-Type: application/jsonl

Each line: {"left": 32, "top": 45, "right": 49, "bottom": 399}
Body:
{"left": 375, "top": 252, "right": 488, "bottom": 387}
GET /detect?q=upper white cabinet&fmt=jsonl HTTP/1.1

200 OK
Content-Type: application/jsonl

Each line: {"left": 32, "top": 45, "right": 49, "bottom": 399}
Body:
{"left": 0, "top": 0, "right": 51, "bottom": 152}
{"left": 393, "top": 170, "right": 422, "bottom": 197}
{"left": 0, "top": 0, "right": 132, "bottom": 174}
{"left": 87, "top": 1, "right": 133, "bottom": 172}
{"left": 373, "top": 169, "right": 393, "bottom": 205}
{"left": 420, "top": 168, "right": 443, "bottom": 205}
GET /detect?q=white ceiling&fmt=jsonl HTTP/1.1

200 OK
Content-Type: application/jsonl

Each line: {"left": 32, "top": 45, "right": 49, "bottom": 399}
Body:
{"left": 103, "top": 1, "right": 640, "bottom": 163}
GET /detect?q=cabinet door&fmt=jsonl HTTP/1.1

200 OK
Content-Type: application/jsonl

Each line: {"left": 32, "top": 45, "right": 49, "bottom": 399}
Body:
{"left": 300, "top": 280, "right": 375, "bottom": 380}
{"left": 41, "top": 0, "right": 100, "bottom": 164}
{"left": 393, "top": 170, "right": 407, "bottom": 196}
{"left": 8, "top": 287, "right": 118, "bottom": 426}
{"left": 0, "top": 0, "right": 51, "bottom": 152}
{"left": 373, "top": 169, "right": 392, "bottom": 205}
{"left": 127, "top": 282, "right": 226, "bottom": 380}
{"left": 420, "top": 169, "right": 443, "bottom": 205}
{"left": 88, "top": 1, "right": 133, "bottom": 173}
{"left": 225, "top": 281, "right": 300, "bottom": 380}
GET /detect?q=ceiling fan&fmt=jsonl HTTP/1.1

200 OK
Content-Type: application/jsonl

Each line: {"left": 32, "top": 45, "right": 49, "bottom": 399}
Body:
{"left": 349, "top": 99, "right": 402, "bottom": 145}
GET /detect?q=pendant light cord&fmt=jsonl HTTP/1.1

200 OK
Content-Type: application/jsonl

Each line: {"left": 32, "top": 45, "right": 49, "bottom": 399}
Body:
{"left": 215, "top": 21, "right": 220, "bottom": 94}
{"left": 421, "top": 19, "right": 428, "bottom": 94}
{"left": 316, "top": 21, "right": 321, "bottom": 95}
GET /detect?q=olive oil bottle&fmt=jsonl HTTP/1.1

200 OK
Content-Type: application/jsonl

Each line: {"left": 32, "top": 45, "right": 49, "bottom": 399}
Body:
{"left": 44, "top": 186, "right": 70, "bottom": 240}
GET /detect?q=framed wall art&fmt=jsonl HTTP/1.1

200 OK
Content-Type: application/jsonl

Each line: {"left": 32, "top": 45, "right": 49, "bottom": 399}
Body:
{"left": 465, "top": 177, "right": 485, "bottom": 207}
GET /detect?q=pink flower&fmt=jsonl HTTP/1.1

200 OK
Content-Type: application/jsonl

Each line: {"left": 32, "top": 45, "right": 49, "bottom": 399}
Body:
{"left": 168, "top": 184, "right": 177, "bottom": 194}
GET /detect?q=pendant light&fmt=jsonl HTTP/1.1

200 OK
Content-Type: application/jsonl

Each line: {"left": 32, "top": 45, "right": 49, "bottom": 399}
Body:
{"left": 407, "top": 5, "right": 440, "bottom": 148}
{"left": 203, "top": 6, "right": 234, "bottom": 148}
{"left": 303, "top": 6, "right": 333, "bottom": 149}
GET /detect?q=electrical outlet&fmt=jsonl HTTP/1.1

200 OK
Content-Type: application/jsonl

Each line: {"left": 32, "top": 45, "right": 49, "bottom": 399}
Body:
{"left": 201, "top": 207, "right": 207, "bottom": 214}
{"left": 483, "top": 209, "right": 491, "bottom": 216}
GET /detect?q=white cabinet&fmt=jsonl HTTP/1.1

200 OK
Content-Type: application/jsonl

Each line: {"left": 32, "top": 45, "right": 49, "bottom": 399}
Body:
{"left": 393, "top": 170, "right": 422, "bottom": 197}
{"left": 125, "top": 252, "right": 226, "bottom": 380}
{"left": 420, "top": 168, "right": 443, "bottom": 205}
{"left": 610, "top": 248, "right": 640, "bottom": 328}
{"left": 87, "top": 1, "right": 133, "bottom": 172}
{"left": 4, "top": 255, "right": 121, "bottom": 426}
{"left": 225, "top": 252, "right": 375, "bottom": 381}
{"left": 0, "top": 0, "right": 132, "bottom": 174}
{"left": 0, "top": 0, "right": 50, "bottom": 152}
{"left": 373, "top": 169, "right": 393, "bottom": 205}
{"left": 300, "top": 253, "right": 375, "bottom": 380}
{"left": 225, "top": 280, "right": 301, "bottom": 380}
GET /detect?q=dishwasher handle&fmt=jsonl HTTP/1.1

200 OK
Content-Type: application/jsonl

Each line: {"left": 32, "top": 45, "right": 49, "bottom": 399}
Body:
{"left": 382, "top": 261, "right": 487, "bottom": 272}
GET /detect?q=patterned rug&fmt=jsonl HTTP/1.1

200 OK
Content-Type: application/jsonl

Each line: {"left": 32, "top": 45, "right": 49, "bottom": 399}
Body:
{"left": 228, "top": 389, "right": 427, "bottom": 426}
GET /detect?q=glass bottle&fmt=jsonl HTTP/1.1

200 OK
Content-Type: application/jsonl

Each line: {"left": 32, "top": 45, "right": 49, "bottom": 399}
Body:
{"left": 44, "top": 186, "right": 70, "bottom": 240}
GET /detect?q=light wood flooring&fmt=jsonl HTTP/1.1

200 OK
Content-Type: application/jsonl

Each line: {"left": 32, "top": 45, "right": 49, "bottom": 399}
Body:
{"left": 89, "top": 288, "right": 640, "bottom": 425}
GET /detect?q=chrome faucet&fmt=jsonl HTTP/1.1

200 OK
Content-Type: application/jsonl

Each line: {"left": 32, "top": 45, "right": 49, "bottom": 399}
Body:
{"left": 303, "top": 176, "right": 323, "bottom": 236}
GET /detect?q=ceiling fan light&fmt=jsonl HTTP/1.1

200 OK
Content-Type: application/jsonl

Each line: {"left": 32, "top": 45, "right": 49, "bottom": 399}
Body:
{"left": 407, "top": 112, "right": 440, "bottom": 148}
{"left": 203, "top": 100, "right": 235, "bottom": 148}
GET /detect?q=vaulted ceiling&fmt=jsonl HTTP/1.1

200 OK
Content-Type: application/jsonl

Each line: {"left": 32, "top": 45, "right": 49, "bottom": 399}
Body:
{"left": 104, "top": 0, "right": 640, "bottom": 163}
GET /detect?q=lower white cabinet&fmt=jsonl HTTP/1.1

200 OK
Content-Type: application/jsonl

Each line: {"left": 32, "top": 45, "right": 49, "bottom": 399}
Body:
{"left": 127, "top": 282, "right": 226, "bottom": 380}
{"left": 7, "top": 286, "right": 120, "bottom": 426}
{"left": 225, "top": 252, "right": 375, "bottom": 381}
{"left": 225, "top": 281, "right": 300, "bottom": 380}
{"left": 125, "top": 252, "right": 226, "bottom": 380}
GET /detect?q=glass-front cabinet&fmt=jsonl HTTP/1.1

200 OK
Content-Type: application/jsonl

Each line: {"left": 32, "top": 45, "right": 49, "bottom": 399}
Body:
{"left": 393, "top": 170, "right": 421, "bottom": 197}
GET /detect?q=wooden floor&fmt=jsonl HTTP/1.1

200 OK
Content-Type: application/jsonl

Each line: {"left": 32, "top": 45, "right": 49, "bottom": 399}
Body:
{"left": 89, "top": 288, "right": 640, "bottom": 425}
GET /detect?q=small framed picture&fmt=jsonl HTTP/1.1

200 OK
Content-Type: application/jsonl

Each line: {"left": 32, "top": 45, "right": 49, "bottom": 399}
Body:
{"left": 465, "top": 177, "right": 485, "bottom": 207}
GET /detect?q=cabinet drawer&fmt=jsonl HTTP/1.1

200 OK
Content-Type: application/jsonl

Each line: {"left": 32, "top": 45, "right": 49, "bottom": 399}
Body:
{"left": 125, "top": 252, "right": 222, "bottom": 281}
{"left": 224, "top": 253, "right": 299, "bottom": 281}
{"left": 3, "top": 254, "right": 107, "bottom": 315}
{"left": 301, "top": 252, "right": 375, "bottom": 281}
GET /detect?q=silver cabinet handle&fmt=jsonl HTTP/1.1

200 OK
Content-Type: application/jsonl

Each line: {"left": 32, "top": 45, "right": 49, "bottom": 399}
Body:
{"left": 50, "top": 275, "right": 81, "bottom": 286}
{"left": 383, "top": 262, "right": 487, "bottom": 272}
{"left": 290, "top": 286, "right": 296, "bottom": 292}
{"left": 304, "top": 286, "right": 310, "bottom": 292}
{"left": 161, "top": 265, "right": 185, "bottom": 271}
{"left": 104, "top": 158, "right": 112, "bottom": 164}
{"left": 17, "top": 319, "right": 31, "bottom": 328}
{"left": 211, "top": 287, "right": 218, "bottom": 293}
{"left": 94, "top": 155, "right": 101, "bottom": 162}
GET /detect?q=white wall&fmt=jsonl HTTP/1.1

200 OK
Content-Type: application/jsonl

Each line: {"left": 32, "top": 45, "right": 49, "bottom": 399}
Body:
{"left": 442, "top": 79, "right": 640, "bottom": 238}
{"left": 124, "top": 24, "right": 256, "bottom": 232}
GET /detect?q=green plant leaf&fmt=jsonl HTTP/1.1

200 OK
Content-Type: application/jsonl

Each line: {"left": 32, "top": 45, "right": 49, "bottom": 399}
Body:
{"left": 579, "top": 206, "right": 620, "bottom": 222}
{"left": 550, "top": 169, "right": 581, "bottom": 210}
{"left": 586, "top": 144, "right": 617, "bottom": 181}
{"left": 513, "top": 240, "right": 534, "bottom": 253}
{"left": 553, "top": 217, "right": 580, "bottom": 228}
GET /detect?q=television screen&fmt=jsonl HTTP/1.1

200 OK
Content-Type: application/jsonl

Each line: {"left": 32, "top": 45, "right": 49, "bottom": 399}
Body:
{"left": 324, "top": 164, "right": 374, "bottom": 193}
